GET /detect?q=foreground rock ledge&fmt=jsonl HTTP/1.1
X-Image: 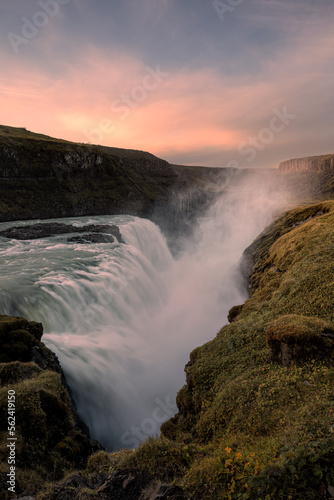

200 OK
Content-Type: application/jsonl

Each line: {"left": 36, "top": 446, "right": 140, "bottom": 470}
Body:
{"left": 0, "top": 315, "right": 98, "bottom": 499}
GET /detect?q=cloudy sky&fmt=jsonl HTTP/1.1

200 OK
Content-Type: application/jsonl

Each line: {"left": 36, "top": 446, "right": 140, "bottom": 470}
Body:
{"left": 0, "top": 0, "right": 333, "bottom": 167}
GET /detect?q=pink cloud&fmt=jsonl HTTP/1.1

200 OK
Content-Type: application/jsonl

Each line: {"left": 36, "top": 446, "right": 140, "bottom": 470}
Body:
{"left": 1, "top": 27, "right": 333, "bottom": 166}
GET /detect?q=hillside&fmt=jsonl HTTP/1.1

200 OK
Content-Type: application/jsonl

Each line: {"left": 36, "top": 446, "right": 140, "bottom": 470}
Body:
{"left": 0, "top": 125, "right": 233, "bottom": 245}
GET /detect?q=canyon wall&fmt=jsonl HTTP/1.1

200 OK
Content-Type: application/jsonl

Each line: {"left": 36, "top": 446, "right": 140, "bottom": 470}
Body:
{"left": 279, "top": 154, "right": 334, "bottom": 172}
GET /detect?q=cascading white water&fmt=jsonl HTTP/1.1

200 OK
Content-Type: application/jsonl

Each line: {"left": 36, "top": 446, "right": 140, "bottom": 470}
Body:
{"left": 0, "top": 170, "right": 289, "bottom": 449}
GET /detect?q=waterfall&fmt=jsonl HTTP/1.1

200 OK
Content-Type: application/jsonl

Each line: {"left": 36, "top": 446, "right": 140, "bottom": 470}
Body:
{"left": 0, "top": 170, "right": 289, "bottom": 449}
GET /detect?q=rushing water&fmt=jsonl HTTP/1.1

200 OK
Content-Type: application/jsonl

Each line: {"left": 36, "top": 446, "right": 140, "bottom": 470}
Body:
{"left": 0, "top": 170, "right": 288, "bottom": 449}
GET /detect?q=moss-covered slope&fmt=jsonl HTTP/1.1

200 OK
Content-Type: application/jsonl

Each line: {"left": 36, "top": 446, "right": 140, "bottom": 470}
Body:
{"left": 0, "top": 315, "right": 96, "bottom": 499}
{"left": 119, "top": 201, "right": 334, "bottom": 499}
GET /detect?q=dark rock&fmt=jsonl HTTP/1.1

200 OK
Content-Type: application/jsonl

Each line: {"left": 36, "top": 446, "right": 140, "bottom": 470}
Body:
{"left": 0, "top": 314, "right": 96, "bottom": 495}
{"left": 43, "top": 461, "right": 187, "bottom": 499}
{"left": 0, "top": 222, "right": 124, "bottom": 243}
{"left": 67, "top": 233, "right": 115, "bottom": 244}
{"left": 0, "top": 315, "right": 61, "bottom": 371}
{"left": 266, "top": 314, "right": 334, "bottom": 367}
{"left": 328, "top": 484, "right": 334, "bottom": 497}
{"left": 26, "top": 320, "right": 43, "bottom": 341}
{"left": 227, "top": 304, "right": 244, "bottom": 323}
{"left": 97, "top": 468, "right": 154, "bottom": 499}
{"left": 30, "top": 344, "right": 61, "bottom": 372}
{"left": 145, "top": 484, "right": 186, "bottom": 499}
{"left": 84, "top": 224, "right": 124, "bottom": 243}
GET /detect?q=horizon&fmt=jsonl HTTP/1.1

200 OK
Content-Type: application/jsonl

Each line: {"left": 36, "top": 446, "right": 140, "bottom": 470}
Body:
{"left": 2, "top": 122, "right": 318, "bottom": 169}
{"left": 1, "top": 0, "right": 334, "bottom": 168}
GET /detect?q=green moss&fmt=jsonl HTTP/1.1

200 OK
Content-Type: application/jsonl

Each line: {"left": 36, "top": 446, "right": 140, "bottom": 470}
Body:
{"left": 122, "top": 436, "right": 203, "bottom": 482}
{"left": 0, "top": 315, "right": 93, "bottom": 499}
{"left": 266, "top": 314, "right": 334, "bottom": 366}
{"left": 125, "top": 200, "right": 334, "bottom": 499}
{"left": 86, "top": 449, "right": 132, "bottom": 474}
{"left": 228, "top": 304, "right": 245, "bottom": 323}
{"left": 0, "top": 361, "right": 42, "bottom": 385}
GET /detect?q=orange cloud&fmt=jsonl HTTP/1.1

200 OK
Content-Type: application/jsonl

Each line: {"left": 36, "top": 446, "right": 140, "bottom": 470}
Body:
{"left": 1, "top": 27, "right": 333, "bottom": 166}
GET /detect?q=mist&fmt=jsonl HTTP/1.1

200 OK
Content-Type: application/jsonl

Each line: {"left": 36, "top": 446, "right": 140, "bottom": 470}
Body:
{"left": 0, "top": 168, "right": 291, "bottom": 450}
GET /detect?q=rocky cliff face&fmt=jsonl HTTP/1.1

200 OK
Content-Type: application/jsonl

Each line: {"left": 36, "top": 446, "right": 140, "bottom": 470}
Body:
{"left": 0, "top": 314, "right": 98, "bottom": 499}
{"left": 279, "top": 154, "right": 334, "bottom": 172}
{"left": 0, "top": 125, "right": 234, "bottom": 247}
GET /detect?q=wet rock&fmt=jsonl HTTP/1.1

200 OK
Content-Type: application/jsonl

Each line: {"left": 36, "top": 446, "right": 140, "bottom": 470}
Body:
{"left": 26, "top": 321, "right": 43, "bottom": 341}
{"left": 0, "top": 222, "right": 124, "bottom": 243}
{"left": 0, "top": 315, "right": 61, "bottom": 371}
{"left": 67, "top": 233, "right": 115, "bottom": 244}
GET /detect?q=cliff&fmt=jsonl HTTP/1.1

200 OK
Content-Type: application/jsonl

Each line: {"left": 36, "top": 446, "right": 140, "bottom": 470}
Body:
{"left": 0, "top": 315, "right": 98, "bottom": 499}
{"left": 278, "top": 154, "right": 334, "bottom": 202}
{"left": 279, "top": 154, "right": 334, "bottom": 173}
{"left": 0, "top": 125, "right": 234, "bottom": 245}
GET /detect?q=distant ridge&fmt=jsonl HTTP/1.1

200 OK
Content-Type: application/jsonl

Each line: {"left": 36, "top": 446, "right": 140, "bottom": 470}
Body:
{"left": 279, "top": 153, "right": 334, "bottom": 172}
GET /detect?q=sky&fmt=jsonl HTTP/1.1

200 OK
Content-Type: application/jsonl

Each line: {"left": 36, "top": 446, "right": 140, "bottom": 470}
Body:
{"left": 0, "top": 0, "right": 333, "bottom": 168}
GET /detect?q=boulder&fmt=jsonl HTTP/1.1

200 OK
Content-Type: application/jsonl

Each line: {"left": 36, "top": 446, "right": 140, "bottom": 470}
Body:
{"left": 227, "top": 304, "right": 244, "bottom": 323}
{"left": 266, "top": 314, "right": 334, "bottom": 367}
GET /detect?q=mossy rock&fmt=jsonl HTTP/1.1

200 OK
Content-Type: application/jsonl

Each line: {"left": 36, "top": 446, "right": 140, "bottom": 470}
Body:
{"left": 0, "top": 315, "right": 95, "bottom": 498}
{"left": 26, "top": 320, "right": 43, "bottom": 341}
{"left": 266, "top": 314, "right": 334, "bottom": 366}
{"left": 0, "top": 316, "right": 37, "bottom": 364}
{"left": 86, "top": 450, "right": 115, "bottom": 474}
{"left": 0, "top": 315, "right": 61, "bottom": 372}
{"left": 0, "top": 329, "right": 35, "bottom": 362}
{"left": 227, "top": 304, "right": 244, "bottom": 323}
{"left": 55, "top": 432, "right": 87, "bottom": 464}
{"left": 0, "top": 361, "right": 42, "bottom": 385}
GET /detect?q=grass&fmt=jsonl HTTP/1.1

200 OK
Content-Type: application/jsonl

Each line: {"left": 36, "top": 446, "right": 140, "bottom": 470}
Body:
{"left": 0, "top": 316, "right": 94, "bottom": 500}
{"left": 117, "top": 200, "right": 334, "bottom": 499}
